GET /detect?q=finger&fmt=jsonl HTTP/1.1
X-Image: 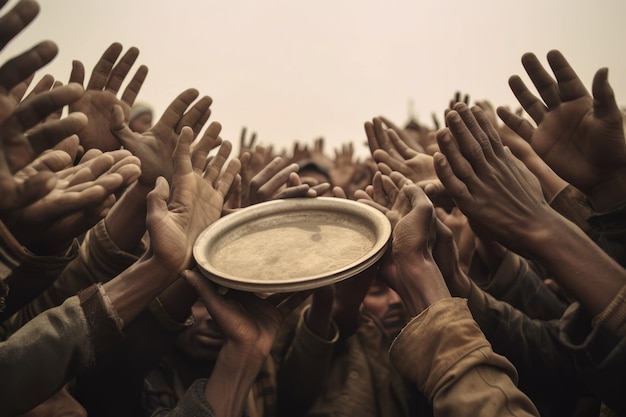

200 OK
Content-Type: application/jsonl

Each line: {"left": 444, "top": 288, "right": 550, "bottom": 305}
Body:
{"left": 68, "top": 60, "right": 85, "bottom": 85}
{"left": 310, "top": 182, "right": 331, "bottom": 196}
{"left": 376, "top": 161, "right": 392, "bottom": 176}
{"left": 431, "top": 112, "right": 440, "bottom": 130}
{"left": 520, "top": 52, "right": 561, "bottom": 110}
{"left": 52, "top": 135, "right": 80, "bottom": 161}
{"left": 546, "top": 49, "right": 589, "bottom": 102}
{"left": 389, "top": 171, "right": 411, "bottom": 189}
{"left": 155, "top": 88, "right": 199, "bottom": 130}
{"left": 26, "top": 149, "right": 72, "bottom": 173}
{"left": 255, "top": 161, "right": 298, "bottom": 199}
{"left": 332, "top": 186, "right": 347, "bottom": 199}
{"left": 191, "top": 121, "right": 222, "bottom": 172}
{"left": 204, "top": 140, "right": 232, "bottom": 184}
{"left": 353, "top": 189, "right": 372, "bottom": 201}
{"left": 0, "top": 0, "right": 39, "bottom": 51}
{"left": 422, "top": 180, "right": 455, "bottom": 210}
{"left": 216, "top": 158, "right": 241, "bottom": 197}
{"left": 433, "top": 151, "right": 473, "bottom": 207}
{"left": 357, "top": 197, "right": 389, "bottom": 214}
{"left": 372, "top": 149, "right": 405, "bottom": 175}
{"left": 178, "top": 95, "right": 212, "bottom": 136}
{"left": 373, "top": 117, "right": 401, "bottom": 158}
{"left": 381, "top": 174, "right": 399, "bottom": 203}
{"left": 451, "top": 103, "right": 494, "bottom": 156}
{"left": 24, "top": 112, "right": 88, "bottom": 159}
{"left": 444, "top": 108, "right": 490, "bottom": 176}
{"left": 86, "top": 42, "right": 123, "bottom": 90}
{"left": 146, "top": 176, "right": 171, "bottom": 231}
{"left": 109, "top": 104, "right": 135, "bottom": 150}
{"left": 108, "top": 155, "right": 141, "bottom": 185}
{"left": 508, "top": 75, "right": 546, "bottom": 125}
{"left": 238, "top": 151, "right": 251, "bottom": 171}
{"left": 9, "top": 73, "right": 34, "bottom": 103}
{"left": 496, "top": 106, "right": 535, "bottom": 143}
{"left": 0, "top": 171, "right": 56, "bottom": 213}
{"left": 68, "top": 153, "right": 115, "bottom": 185}
{"left": 120, "top": 65, "right": 148, "bottom": 107}
{"left": 0, "top": 40, "right": 58, "bottom": 94}
{"left": 105, "top": 46, "right": 139, "bottom": 94}
{"left": 591, "top": 67, "right": 622, "bottom": 123}
{"left": 11, "top": 83, "right": 84, "bottom": 132}
{"left": 22, "top": 74, "right": 55, "bottom": 103}
{"left": 364, "top": 121, "right": 379, "bottom": 155}
{"left": 379, "top": 115, "right": 403, "bottom": 134}
{"left": 169, "top": 127, "right": 194, "bottom": 201}
{"left": 469, "top": 105, "right": 505, "bottom": 159}
{"left": 191, "top": 108, "right": 212, "bottom": 140}
{"left": 276, "top": 184, "right": 310, "bottom": 199}
{"left": 364, "top": 184, "right": 374, "bottom": 199}
{"left": 249, "top": 156, "right": 284, "bottom": 192}
{"left": 223, "top": 173, "right": 241, "bottom": 209}
{"left": 387, "top": 129, "right": 418, "bottom": 160}
{"left": 371, "top": 171, "right": 387, "bottom": 207}
{"left": 435, "top": 127, "right": 477, "bottom": 188}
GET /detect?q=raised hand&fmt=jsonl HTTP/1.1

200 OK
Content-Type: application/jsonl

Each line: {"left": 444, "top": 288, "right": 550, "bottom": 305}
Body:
{"left": 365, "top": 117, "right": 438, "bottom": 188}
{"left": 433, "top": 102, "right": 626, "bottom": 316}
{"left": 356, "top": 170, "right": 412, "bottom": 229}
{"left": 0, "top": 82, "right": 87, "bottom": 212}
{"left": 434, "top": 103, "right": 547, "bottom": 248}
{"left": 378, "top": 182, "right": 451, "bottom": 316}
{"left": 145, "top": 127, "right": 240, "bottom": 274}
{"left": 111, "top": 89, "right": 212, "bottom": 186}
{"left": 435, "top": 207, "right": 474, "bottom": 272}
{"left": 69, "top": 42, "right": 148, "bottom": 151}
{"left": 184, "top": 268, "right": 310, "bottom": 417}
{"left": 238, "top": 126, "right": 257, "bottom": 157}
{"left": 240, "top": 155, "right": 311, "bottom": 207}
{"left": 328, "top": 142, "right": 357, "bottom": 191}
{"left": 480, "top": 101, "right": 570, "bottom": 202}
{"left": 378, "top": 116, "right": 425, "bottom": 152}
{"left": 0, "top": 1, "right": 58, "bottom": 110}
{"left": 504, "top": 50, "right": 626, "bottom": 211}
{"left": 4, "top": 149, "right": 139, "bottom": 253}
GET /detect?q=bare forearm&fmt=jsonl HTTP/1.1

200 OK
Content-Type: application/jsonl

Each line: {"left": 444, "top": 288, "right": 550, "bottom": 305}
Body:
{"left": 395, "top": 256, "right": 451, "bottom": 317}
{"left": 525, "top": 214, "right": 626, "bottom": 316}
{"left": 102, "top": 257, "right": 176, "bottom": 325}
{"left": 204, "top": 345, "right": 264, "bottom": 417}
{"left": 104, "top": 182, "right": 153, "bottom": 253}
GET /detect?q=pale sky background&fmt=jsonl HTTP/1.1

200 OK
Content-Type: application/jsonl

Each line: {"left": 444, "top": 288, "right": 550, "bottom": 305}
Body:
{"left": 4, "top": 0, "right": 626, "bottom": 159}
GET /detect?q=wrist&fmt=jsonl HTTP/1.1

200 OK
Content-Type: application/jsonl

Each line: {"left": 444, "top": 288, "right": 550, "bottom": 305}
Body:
{"left": 103, "top": 256, "right": 179, "bottom": 325}
{"left": 204, "top": 343, "right": 266, "bottom": 417}
{"left": 395, "top": 257, "right": 451, "bottom": 317}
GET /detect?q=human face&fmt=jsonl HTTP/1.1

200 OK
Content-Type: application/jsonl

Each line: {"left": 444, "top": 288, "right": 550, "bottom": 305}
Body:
{"left": 362, "top": 279, "right": 407, "bottom": 339}
{"left": 175, "top": 299, "right": 223, "bottom": 362}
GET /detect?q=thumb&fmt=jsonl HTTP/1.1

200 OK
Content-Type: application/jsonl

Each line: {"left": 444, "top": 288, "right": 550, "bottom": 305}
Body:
{"left": 146, "top": 176, "right": 170, "bottom": 228}
{"left": 110, "top": 104, "right": 136, "bottom": 151}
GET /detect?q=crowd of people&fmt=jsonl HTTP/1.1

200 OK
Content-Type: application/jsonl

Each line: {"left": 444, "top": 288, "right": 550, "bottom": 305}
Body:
{"left": 1, "top": 0, "right": 626, "bottom": 416}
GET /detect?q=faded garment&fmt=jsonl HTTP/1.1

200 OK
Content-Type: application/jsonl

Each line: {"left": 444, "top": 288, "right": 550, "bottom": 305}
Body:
{"left": 389, "top": 297, "right": 539, "bottom": 417}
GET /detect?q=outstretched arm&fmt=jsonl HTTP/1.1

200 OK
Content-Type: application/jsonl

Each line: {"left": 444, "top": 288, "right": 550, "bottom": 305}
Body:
{"left": 434, "top": 103, "right": 626, "bottom": 316}
{"left": 504, "top": 50, "right": 626, "bottom": 212}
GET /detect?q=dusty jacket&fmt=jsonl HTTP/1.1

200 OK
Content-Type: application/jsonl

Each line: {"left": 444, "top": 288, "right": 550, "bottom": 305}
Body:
{"left": 389, "top": 298, "right": 539, "bottom": 417}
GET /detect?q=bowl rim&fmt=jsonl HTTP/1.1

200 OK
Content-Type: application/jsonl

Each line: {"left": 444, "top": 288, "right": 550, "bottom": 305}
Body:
{"left": 192, "top": 197, "right": 391, "bottom": 292}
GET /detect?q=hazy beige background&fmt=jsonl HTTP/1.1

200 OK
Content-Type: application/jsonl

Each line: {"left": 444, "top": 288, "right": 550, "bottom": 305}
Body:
{"left": 4, "top": 0, "right": 626, "bottom": 158}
